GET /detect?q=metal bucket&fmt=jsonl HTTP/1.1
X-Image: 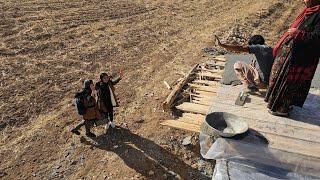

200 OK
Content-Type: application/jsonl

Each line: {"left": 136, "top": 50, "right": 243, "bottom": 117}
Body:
{"left": 200, "top": 112, "right": 249, "bottom": 138}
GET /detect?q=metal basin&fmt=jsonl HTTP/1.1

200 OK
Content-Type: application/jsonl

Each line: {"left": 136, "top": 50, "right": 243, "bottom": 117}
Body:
{"left": 201, "top": 112, "right": 249, "bottom": 138}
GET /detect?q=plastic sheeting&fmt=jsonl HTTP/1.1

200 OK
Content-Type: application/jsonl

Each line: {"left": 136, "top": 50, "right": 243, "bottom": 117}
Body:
{"left": 200, "top": 133, "right": 320, "bottom": 179}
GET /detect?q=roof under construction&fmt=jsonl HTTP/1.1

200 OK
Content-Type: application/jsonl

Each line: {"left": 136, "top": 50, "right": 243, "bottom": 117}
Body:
{"left": 161, "top": 55, "right": 320, "bottom": 179}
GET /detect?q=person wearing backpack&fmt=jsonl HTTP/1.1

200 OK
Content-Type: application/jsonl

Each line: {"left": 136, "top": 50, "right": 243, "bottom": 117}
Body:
{"left": 71, "top": 79, "right": 101, "bottom": 138}
{"left": 95, "top": 71, "right": 122, "bottom": 130}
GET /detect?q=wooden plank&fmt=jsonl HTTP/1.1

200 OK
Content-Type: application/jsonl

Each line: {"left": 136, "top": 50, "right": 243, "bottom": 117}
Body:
{"left": 192, "top": 96, "right": 214, "bottom": 103}
{"left": 203, "top": 85, "right": 320, "bottom": 158}
{"left": 162, "top": 120, "right": 320, "bottom": 158}
{"left": 214, "top": 61, "right": 226, "bottom": 67}
{"left": 213, "top": 141, "right": 320, "bottom": 178}
{"left": 163, "top": 64, "right": 199, "bottom": 109}
{"left": 213, "top": 95, "right": 268, "bottom": 109}
{"left": 161, "top": 120, "right": 200, "bottom": 132}
{"left": 178, "top": 117, "right": 203, "bottom": 125}
{"left": 211, "top": 101, "right": 320, "bottom": 131}
{"left": 176, "top": 102, "right": 209, "bottom": 115}
{"left": 198, "top": 72, "right": 222, "bottom": 79}
{"left": 194, "top": 90, "right": 216, "bottom": 97}
{"left": 200, "top": 68, "right": 224, "bottom": 75}
{"left": 213, "top": 55, "right": 227, "bottom": 62}
{"left": 182, "top": 113, "right": 205, "bottom": 122}
{"left": 209, "top": 103, "right": 320, "bottom": 143}
{"left": 192, "top": 99, "right": 212, "bottom": 106}
{"left": 190, "top": 93, "right": 214, "bottom": 101}
{"left": 212, "top": 86, "right": 320, "bottom": 131}
{"left": 193, "top": 80, "right": 220, "bottom": 86}
{"left": 188, "top": 83, "right": 218, "bottom": 93}
{"left": 260, "top": 132, "right": 320, "bottom": 158}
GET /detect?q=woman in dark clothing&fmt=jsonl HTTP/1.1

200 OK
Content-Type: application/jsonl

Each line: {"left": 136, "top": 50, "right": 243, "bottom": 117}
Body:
{"left": 265, "top": 0, "right": 320, "bottom": 117}
{"left": 96, "top": 72, "right": 122, "bottom": 130}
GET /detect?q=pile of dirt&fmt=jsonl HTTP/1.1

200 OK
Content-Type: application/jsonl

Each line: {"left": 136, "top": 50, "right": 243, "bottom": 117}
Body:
{"left": 0, "top": 0, "right": 301, "bottom": 179}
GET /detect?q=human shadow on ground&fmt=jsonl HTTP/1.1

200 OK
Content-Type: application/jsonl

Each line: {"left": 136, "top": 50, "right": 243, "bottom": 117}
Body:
{"left": 80, "top": 127, "right": 209, "bottom": 179}
{"left": 249, "top": 90, "right": 320, "bottom": 126}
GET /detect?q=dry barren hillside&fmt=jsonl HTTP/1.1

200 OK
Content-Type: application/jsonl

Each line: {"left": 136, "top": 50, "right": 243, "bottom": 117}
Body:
{"left": 0, "top": 0, "right": 301, "bottom": 179}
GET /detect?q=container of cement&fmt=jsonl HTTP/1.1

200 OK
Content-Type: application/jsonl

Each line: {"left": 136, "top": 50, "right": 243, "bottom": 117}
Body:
{"left": 201, "top": 112, "right": 248, "bottom": 138}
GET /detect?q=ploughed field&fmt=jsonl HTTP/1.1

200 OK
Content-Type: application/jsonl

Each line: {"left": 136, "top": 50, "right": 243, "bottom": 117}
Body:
{"left": 0, "top": 0, "right": 300, "bottom": 179}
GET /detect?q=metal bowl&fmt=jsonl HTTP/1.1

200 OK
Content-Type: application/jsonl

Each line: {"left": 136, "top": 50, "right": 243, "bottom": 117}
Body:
{"left": 200, "top": 112, "right": 249, "bottom": 138}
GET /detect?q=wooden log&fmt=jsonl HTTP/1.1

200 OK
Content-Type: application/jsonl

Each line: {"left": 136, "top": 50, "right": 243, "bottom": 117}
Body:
{"left": 163, "top": 64, "right": 199, "bottom": 110}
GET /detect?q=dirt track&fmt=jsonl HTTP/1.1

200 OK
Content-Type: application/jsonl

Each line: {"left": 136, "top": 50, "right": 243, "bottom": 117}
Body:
{"left": 0, "top": 0, "right": 301, "bottom": 179}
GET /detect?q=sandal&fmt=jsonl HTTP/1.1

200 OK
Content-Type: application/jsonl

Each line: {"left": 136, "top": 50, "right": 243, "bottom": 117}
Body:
{"left": 268, "top": 110, "right": 289, "bottom": 117}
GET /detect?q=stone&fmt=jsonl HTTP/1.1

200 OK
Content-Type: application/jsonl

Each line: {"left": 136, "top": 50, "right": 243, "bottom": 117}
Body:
{"left": 168, "top": 171, "right": 177, "bottom": 176}
{"left": 182, "top": 136, "right": 192, "bottom": 146}
{"left": 71, "top": 160, "right": 78, "bottom": 166}
{"left": 148, "top": 170, "right": 155, "bottom": 176}
{"left": 0, "top": 171, "right": 7, "bottom": 177}
{"left": 135, "top": 118, "right": 144, "bottom": 123}
{"left": 191, "top": 163, "right": 198, "bottom": 169}
{"left": 52, "top": 171, "right": 59, "bottom": 177}
{"left": 65, "top": 152, "right": 70, "bottom": 158}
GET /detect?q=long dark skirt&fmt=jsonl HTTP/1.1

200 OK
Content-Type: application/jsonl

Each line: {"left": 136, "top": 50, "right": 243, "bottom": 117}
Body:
{"left": 265, "top": 43, "right": 319, "bottom": 111}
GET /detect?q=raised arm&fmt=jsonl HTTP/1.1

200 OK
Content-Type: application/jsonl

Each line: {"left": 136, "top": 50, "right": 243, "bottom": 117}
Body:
{"left": 110, "top": 68, "right": 124, "bottom": 85}
{"left": 215, "top": 35, "right": 249, "bottom": 53}
{"left": 110, "top": 76, "right": 121, "bottom": 85}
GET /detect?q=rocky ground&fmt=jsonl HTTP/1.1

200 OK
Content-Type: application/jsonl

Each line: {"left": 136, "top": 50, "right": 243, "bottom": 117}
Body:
{"left": 0, "top": 0, "right": 301, "bottom": 179}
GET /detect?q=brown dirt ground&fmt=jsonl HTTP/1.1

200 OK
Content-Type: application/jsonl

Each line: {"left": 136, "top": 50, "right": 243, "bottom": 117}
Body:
{"left": 0, "top": 0, "right": 302, "bottom": 179}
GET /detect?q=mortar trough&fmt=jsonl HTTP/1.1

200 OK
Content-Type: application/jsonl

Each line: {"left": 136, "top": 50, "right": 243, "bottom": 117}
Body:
{"left": 200, "top": 112, "right": 249, "bottom": 138}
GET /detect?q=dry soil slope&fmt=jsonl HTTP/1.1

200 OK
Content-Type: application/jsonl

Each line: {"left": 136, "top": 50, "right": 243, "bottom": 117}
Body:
{"left": 0, "top": 0, "right": 301, "bottom": 179}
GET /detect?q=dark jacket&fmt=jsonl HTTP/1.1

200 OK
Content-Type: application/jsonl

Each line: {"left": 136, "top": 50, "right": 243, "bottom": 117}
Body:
{"left": 96, "top": 76, "right": 121, "bottom": 112}
{"left": 293, "top": 11, "right": 320, "bottom": 67}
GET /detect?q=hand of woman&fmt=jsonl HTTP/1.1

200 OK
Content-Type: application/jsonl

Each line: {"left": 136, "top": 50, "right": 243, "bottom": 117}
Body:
{"left": 119, "top": 68, "right": 124, "bottom": 78}
{"left": 287, "top": 28, "right": 299, "bottom": 37}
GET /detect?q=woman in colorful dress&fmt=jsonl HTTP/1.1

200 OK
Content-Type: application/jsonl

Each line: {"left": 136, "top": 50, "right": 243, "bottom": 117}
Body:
{"left": 266, "top": 0, "right": 320, "bottom": 117}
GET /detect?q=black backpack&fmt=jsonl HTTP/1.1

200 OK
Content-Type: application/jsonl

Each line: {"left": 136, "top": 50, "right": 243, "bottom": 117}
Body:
{"left": 74, "top": 91, "right": 86, "bottom": 115}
